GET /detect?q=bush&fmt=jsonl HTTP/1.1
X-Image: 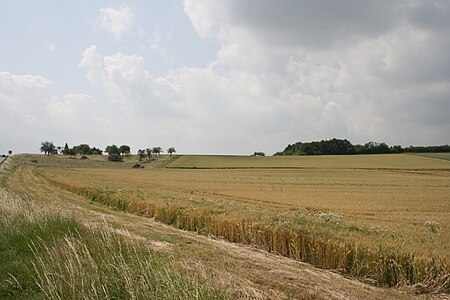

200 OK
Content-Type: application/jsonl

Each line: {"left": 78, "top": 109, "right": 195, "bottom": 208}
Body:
{"left": 108, "top": 154, "right": 123, "bottom": 162}
{"left": 80, "top": 156, "right": 89, "bottom": 160}
{"left": 132, "top": 164, "right": 144, "bottom": 169}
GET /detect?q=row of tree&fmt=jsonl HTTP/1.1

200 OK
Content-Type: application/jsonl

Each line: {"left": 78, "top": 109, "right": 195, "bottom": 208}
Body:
{"left": 40, "top": 142, "right": 176, "bottom": 159}
{"left": 136, "top": 147, "right": 174, "bottom": 162}
{"left": 275, "top": 138, "right": 450, "bottom": 156}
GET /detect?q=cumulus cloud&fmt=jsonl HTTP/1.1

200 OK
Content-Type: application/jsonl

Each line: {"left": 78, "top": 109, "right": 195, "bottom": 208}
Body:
{"left": 0, "top": 72, "right": 54, "bottom": 152}
{"left": 76, "top": 1, "right": 450, "bottom": 153}
{"left": 180, "top": 0, "right": 450, "bottom": 149}
{"left": 183, "top": 0, "right": 403, "bottom": 49}
{"left": 47, "top": 93, "right": 94, "bottom": 121}
{"left": 79, "top": 45, "right": 103, "bottom": 84}
{"left": 0, "top": 71, "right": 52, "bottom": 117}
{"left": 0, "top": 71, "right": 111, "bottom": 153}
{"left": 78, "top": 0, "right": 450, "bottom": 154}
{"left": 96, "top": 6, "right": 135, "bottom": 41}
{"left": 79, "top": 46, "right": 159, "bottom": 112}
{"left": 8, "top": 2, "right": 446, "bottom": 154}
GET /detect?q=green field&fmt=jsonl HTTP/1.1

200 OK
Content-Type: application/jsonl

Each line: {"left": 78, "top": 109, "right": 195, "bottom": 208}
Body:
{"left": 167, "top": 153, "right": 450, "bottom": 169}
{"left": 410, "top": 152, "right": 450, "bottom": 161}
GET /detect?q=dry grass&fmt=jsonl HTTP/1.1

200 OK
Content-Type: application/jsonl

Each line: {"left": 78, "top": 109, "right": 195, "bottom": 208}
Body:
{"left": 12, "top": 153, "right": 171, "bottom": 169}
{"left": 30, "top": 224, "right": 228, "bottom": 300}
{"left": 0, "top": 188, "right": 229, "bottom": 300}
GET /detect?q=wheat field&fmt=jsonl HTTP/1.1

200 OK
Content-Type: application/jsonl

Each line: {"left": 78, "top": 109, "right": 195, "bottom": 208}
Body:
{"left": 11, "top": 154, "right": 450, "bottom": 291}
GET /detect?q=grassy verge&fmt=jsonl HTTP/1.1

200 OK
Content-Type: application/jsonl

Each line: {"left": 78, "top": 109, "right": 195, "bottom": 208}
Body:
{"left": 0, "top": 158, "right": 15, "bottom": 188}
{"left": 0, "top": 188, "right": 229, "bottom": 299}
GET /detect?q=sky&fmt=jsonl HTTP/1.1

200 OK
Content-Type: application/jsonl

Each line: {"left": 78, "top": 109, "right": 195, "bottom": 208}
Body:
{"left": 1, "top": 0, "right": 449, "bottom": 155}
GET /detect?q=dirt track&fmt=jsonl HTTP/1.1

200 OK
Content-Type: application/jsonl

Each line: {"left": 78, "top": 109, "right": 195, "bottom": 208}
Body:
{"left": 6, "top": 165, "right": 430, "bottom": 299}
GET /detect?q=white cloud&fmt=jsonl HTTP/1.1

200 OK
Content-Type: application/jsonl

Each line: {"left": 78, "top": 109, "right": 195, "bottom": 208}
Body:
{"left": 7, "top": 2, "right": 447, "bottom": 155}
{"left": 0, "top": 71, "right": 52, "bottom": 115}
{"left": 47, "top": 93, "right": 94, "bottom": 121}
{"left": 80, "top": 46, "right": 154, "bottom": 110}
{"left": 78, "top": 12, "right": 450, "bottom": 154}
{"left": 79, "top": 45, "right": 103, "bottom": 84}
{"left": 182, "top": 0, "right": 225, "bottom": 39}
{"left": 77, "top": 1, "right": 450, "bottom": 153}
{"left": 96, "top": 6, "right": 135, "bottom": 41}
{"left": 0, "top": 72, "right": 54, "bottom": 153}
{"left": 0, "top": 71, "right": 112, "bottom": 153}
{"left": 180, "top": 1, "right": 450, "bottom": 149}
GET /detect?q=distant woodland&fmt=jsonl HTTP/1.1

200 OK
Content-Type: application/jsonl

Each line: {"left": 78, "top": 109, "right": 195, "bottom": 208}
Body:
{"left": 275, "top": 138, "right": 450, "bottom": 156}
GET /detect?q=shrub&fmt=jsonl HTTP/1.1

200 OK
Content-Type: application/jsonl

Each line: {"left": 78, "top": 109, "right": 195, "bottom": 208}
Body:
{"left": 108, "top": 154, "right": 123, "bottom": 162}
{"left": 80, "top": 156, "right": 89, "bottom": 160}
{"left": 132, "top": 164, "right": 144, "bottom": 169}
{"left": 252, "top": 152, "right": 265, "bottom": 156}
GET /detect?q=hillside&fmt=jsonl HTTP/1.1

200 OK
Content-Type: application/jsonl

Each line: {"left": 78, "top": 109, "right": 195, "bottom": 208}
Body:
{"left": 166, "top": 153, "right": 450, "bottom": 169}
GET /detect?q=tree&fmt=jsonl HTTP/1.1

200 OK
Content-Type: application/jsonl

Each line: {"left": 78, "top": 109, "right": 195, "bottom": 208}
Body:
{"left": 66, "top": 148, "right": 76, "bottom": 156}
{"left": 105, "top": 145, "right": 120, "bottom": 156}
{"left": 152, "top": 147, "right": 162, "bottom": 156}
{"left": 146, "top": 148, "right": 152, "bottom": 159}
{"left": 167, "top": 147, "right": 176, "bottom": 157}
{"left": 137, "top": 149, "right": 146, "bottom": 162}
{"left": 362, "top": 141, "right": 390, "bottom": 154}
{"left": 62, "top": 143, "right": 70, "bottom": 155}
{"left": 73, "top": 144, "right": 92, "bottom": 155}
{"left": 390, "top": 145, "right": 403, "bottom": 153}
{"left": 253, "top": 151, "right": 265, "bottom": 156}
{"left": 91, "top": 147, "right": 103, "bottom": 155}
{"left": 40, "top": 141, "right": 56, "bottom": 156}
{"left": 119, "top": 145, "right": 131, "bottom": 156}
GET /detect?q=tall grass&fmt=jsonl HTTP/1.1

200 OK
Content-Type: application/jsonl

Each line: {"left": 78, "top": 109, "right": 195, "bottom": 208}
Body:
{"left": 41, "top": 177, "right": 450, "bottom": 293}
{"left": 0, "top": 158, "right": 16, "bottom": 188}
{"left": 0, "top": 189, "right": 79, "bottom": 299}
{"left": 0, "top": 187, "right": 229, "bottom": 299}
{"left": 31, "top": 225, "right": 227, "bottom": 299}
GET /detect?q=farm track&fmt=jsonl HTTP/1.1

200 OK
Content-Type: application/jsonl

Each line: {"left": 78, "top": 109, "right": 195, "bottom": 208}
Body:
{"left": 5, "top": 166, "right": 427, "bottom": 299}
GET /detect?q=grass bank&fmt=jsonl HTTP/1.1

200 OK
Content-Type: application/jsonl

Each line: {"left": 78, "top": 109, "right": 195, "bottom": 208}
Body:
{"left": 0, "top": 187, "right": 229, "bottom": 299}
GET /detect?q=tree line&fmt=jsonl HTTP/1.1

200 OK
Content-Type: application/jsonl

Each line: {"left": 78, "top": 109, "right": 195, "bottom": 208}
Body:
{"left": 40, "top": 142, "right": 176, "bottom": 161}
{"left": 274, "top": 138, "right": 450, "bottom": 156}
